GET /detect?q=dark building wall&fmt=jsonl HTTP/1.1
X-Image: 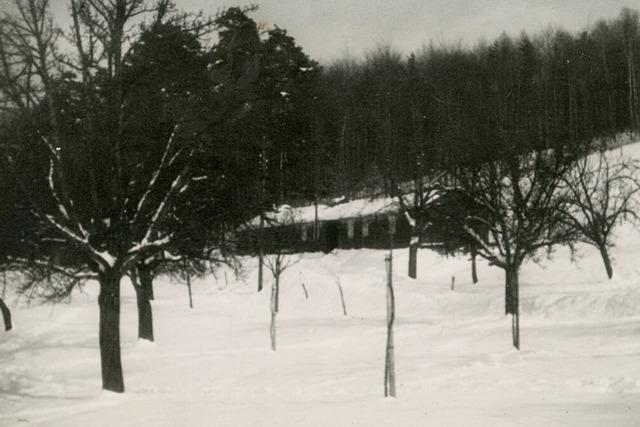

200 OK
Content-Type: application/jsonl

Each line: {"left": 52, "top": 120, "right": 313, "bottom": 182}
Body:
{"left": 236, "top": 184, "right": 492, "bottom": 256}
{"left": 236, "top": 212, "right": 417, "bottom": 255}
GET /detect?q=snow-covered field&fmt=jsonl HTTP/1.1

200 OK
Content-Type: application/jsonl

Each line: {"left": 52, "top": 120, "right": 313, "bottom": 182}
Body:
{"left": 2, "top": 227, "right": 640, "bottom": 426}
{"left": 3, "top": 144, "right": 640, "bottom": 426}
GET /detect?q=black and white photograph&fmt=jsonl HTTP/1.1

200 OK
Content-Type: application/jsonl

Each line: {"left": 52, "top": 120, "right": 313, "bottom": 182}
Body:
{"left": 1, "top": 0, "right": 640, "bottom": 425}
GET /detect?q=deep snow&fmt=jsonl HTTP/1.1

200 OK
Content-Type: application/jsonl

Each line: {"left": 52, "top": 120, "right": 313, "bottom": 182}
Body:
{"left": 2, "top": 145, "right": 640, "bottom": 426}
{"left": 2, "top": 231, "right": 640, "bottom": 426}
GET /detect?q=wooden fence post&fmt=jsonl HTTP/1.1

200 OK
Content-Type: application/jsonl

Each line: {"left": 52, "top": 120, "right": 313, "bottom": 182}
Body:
{"left": 337, "top": 279, "right": 347, "bottom": 316}
{"left": 384, "top": 254, "right": 396, "bottom": 397}
{"left": 186, "top": 266, "right": 193, "bottom": 309}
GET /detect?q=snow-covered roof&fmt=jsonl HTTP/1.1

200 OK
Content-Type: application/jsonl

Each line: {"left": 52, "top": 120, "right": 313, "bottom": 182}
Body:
{"left": 248, "top": 196, "right": 400, "bottom": 228}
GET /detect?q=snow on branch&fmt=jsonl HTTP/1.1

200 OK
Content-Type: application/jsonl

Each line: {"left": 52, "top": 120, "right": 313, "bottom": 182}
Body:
{"left": 130, "top": 155, "right": 193, "bottom": 261}
{"left": 461, "top": 223, "right": 506, "bottom": 268}
{"left": 43, "top": 214, "right": 89, "bottom": 248}
{"left": 404, "top": 211, "right": 415, "bottom": 228}
{"left": 132, "top": 123, "right": 181, "bottom": 224}
{"left": 48, "top": 158, "right": 71, "bottom": 222}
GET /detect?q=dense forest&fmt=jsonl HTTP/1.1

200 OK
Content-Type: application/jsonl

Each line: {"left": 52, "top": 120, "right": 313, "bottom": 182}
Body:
{"left": 125, "top": 5, "right": 640, "bottom": 209}
{"left": 312, "top": 8, "right": 640, "bottom": 201}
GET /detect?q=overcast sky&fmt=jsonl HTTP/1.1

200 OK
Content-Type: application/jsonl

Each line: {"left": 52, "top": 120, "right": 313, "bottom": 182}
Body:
{"left": 44, "top": 0, "right": 640, "bottom": 63}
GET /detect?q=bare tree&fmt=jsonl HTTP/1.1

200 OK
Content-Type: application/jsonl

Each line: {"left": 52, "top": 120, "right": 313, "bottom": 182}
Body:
{"left": 451, "top": 149, "right": 574, "bottom": 349}
{"left": 0, "top": 0, "right": 218, "bottom": 392}
{"left": 262, "top": 206, "right": 298, "bottom": 351}
{"left": 560, "top": 150, "right": 640, "bottom": 279}
{"left": 390, "top": 171, "right": 447, "bottom": 279}
{"left": 264, "top": 250, "right": 293, "bottom": 351}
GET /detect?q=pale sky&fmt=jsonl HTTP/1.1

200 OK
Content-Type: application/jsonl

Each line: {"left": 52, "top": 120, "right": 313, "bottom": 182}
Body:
{"left": 43, "top": 0, "right": 640, "bottom": 63}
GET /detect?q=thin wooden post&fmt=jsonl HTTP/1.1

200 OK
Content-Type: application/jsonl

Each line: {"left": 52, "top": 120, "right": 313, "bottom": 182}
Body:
{"left": 337, "top": 280, "right": 347, "bottom": 316}
{"left": 270, "top": 278, "right": 278, "bottom": 351}
{"left": 185, "top": 263, "right": 193, "bottom": 309}
{"left": 258, "top": 215, "right": 264, "bottom": 293}
{"left": 384, "top": 254, "right": 396, "bottom": 397}
{"left": 451, "top": 275, "right": 455, "bottom": 291}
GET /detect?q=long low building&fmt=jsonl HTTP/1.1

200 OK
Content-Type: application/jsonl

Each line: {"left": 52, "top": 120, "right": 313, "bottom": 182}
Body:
{"left": 236, "top": 193, "right": 477, "bottom": 254}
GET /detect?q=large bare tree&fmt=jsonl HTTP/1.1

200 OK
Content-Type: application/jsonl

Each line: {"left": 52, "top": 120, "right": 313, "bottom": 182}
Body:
{"left": 451, "top": 149, "right": 575, "bottom": 349}
{"left": 0, "top": 0, "right": 216, "bottom": 392}
{"left": 560, "top": 149, "right": 640, "bottom": 279}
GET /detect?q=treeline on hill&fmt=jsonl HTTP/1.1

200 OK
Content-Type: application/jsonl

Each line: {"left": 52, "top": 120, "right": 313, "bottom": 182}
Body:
{"left": 315, "top": 8, "right": 640, "bottom": 195}
{"left": 1, "top": 1, "right": 640, "bottom": 392}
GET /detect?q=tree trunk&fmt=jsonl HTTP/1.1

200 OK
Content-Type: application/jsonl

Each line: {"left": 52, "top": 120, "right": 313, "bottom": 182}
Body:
{"left": 512, "top": 273, "right": 520, "bottom": 350}
{"left": 139, "top": 266, "right": 154, "bottom": 301}
{"left": 133, "top": 279, "right": 154, "bottom": 342}
{"left": 258, "top": 216, "right": 264, "bottom": 293}
{"left": 628, "top": 46, "right": 639, "bottom": 129}
{"left": 186, "top": 271, "right": 193, "bottom": 309}
{"left": 505, "top": 264, "right": 520, "bottom": 350}
{"left": 274, "top": 273, "right": 280, "bottom": 313}
{"left": 0, "top": 296, "right": 12, "bottom": 331}
{"left": 270, "top": 277, "right": 277, "bottom": 351}
{"left": 471, "top": 247, "right": 478, "bottom": 284}
{"left": 599, "top": 245, "right": 614, "bottom": 279}
{"left": 505, "top": 265, "right": 517, "bottom": 315}
{"left": 98, "top": 272, "right": 124, "bottom": 392}
{"left": 505, "top": 268, "right": 511, "bottom": 315}
{"left": 601, "top": 44, "right": 616, "bottom": 132}
{"left": 279, "top": 150, "right": 285, "bottom": 204}
{"left": 408, "top": 240, "right": 418, "bottom": 279}
{"left": 407, "top": 220, "right": 422, "bottom": 279}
